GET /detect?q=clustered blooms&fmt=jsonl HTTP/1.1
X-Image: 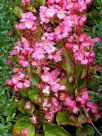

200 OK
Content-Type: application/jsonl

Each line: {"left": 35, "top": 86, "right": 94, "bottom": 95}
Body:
{"left": 65, "top": 33, "right": 98, "bottom": 64}
{"left": 6, "top": 0, "right": 101, "bottom": 134}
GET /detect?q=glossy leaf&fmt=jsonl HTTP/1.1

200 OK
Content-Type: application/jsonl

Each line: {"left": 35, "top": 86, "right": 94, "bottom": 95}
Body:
{"left": 13, "top": 6, "right": 23, "bottom": 17}
{"left": 36, "top": 0, "right": 46, "bottom": 5}
{"left": 78, "top": 114, "right": 87, "bottom": 124}
{"left": 18, "top": 99, "right": 34, "bottom": 115}
{"left": 28, "top": 87, "right": 39, "bottom": 103}
{"left": 56, "top": 111, "right": 70, "bottom": 125}
{"left": 43, "top": 122, "right": 71, "bottom": 136}
{"left": 13, "top": 117, "right": 35, "bottom": 136}
{"left": 76, "top": 128, "right": 86, "bottom": 136}
{"left": 85, "top": 124, "right": 95, "bottom": 136}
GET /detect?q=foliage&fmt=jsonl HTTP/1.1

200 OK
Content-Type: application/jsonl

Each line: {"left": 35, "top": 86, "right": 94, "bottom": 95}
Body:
{"left": 84, "top": 0, "right": 102, "bottom": 108}
{"left": 5, "top": 0, "right": 102, "bottom": 136}
{"left": 0, "top": 0, "right": 101, "bottom": 136}
{"left": 0, "top": 0, "right": 17, "bottom": 135}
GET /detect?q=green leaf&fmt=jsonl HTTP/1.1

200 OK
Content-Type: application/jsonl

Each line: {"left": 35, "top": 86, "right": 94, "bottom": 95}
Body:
{"left": 85, "top": 124, "right": 95, "bottom": 136}
{"left": 56, "top": 112, "right": 81, "bottom": 127}
{"left": 13, "top": 6, "right": 23, "bottom": 17}
{"left": 36, "top": 0, "right": 46, "bottom": 5}
{"left": 35, "top": 134, "right": 44, "bottom": 136}
{"left": 21, "top": 89, "right": 28, "bottom": 98}
{"left": 30, "top": 73, "right": 40, "bottom": 85}
{"left": 28, "top": 87, "right": 39, "bottom": 103}
{"left": 61, "top": 49, "right": 74, "bottom": 74}
{"left": 27, "top": 65, "right": 40, "bottom": 85}
{"left": 78, "top": 114, "right": 87, "bottom": 124}
{"left": 43, "top": 122, "right": 71, "bottom": 136}
{"left": 76, "top": 64, "right": 84, "bottom": 82}
{"left": 78, "top": 79, "right": 86, "bottom": 89}
{"left": 18, "top": 99, "right": 26, "bottom": 113}
{"left": 56, "top": 111, "right": 70, "bottom": 125}
{"left": 18, "top": 99, "right": 34, "bottom": 115}
{"left": 13, "top": 117, "right": 35, "bottom": 136}
{"left": 76, "top": 128, "right": 86, "bottom": 136}
{"left": 26, "top": 104, "right": 34, "bottom": 116}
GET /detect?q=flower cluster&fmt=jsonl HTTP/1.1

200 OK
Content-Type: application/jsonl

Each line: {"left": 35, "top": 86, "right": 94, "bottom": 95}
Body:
{"left": 65, "top": 33, "right": 99, "bottom": 64}
{"left": 6, "top": 0, "right": 101, "bottom": 134}
{"left": 15, "top": 12, "right": 37, "bottom": 30}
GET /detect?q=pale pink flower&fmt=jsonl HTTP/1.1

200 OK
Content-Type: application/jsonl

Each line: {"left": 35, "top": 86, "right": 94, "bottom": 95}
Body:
{"left": 51, "top": 84, "right": 60, "bottom": 93}
{"left": 45, "top": 112, "right": 54, "bottom": 121}
{"left": 45, "top": 43, "right": 57, "bottom": 54}
{"left": 24, "top": 80, "right": 30, "bottom": 88}
{"left": 46, "top": 7, "right": 56, "bottom": 17}
{"left": 57, "top": 11, "right": 66, "bottom": 19}
{"left": 16, "top": 82, "right": 23, "bottom": 89}
{"left": 19, "top": 60, "right": 29, "bottom": 67}
{"left": 42, "top": 86, "right": 50, "bottom": 94}
{"left": 12, "top": 77, "right": 19, "bottom": 85}
{"left": 32, "top": 47, "right": 45, "bottom": 60}
{"left": 25, "top": 101, "right": 31, "bottom": 109}
{"left": 31, "top": 115, "right": 37, "bottom": 124}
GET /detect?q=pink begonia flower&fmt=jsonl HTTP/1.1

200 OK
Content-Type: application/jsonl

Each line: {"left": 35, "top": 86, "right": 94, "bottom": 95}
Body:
{"left": 23, "top": 80, "right": 30, "bottom": 88}
{"left": 31, "top": 115, "right": 37, "bottom": 124}
{"left": 21, "top": 12, "right": 36, "bottom": 21}
{"left": 20, "top": 60, "right": 29, "bottom": 68}
{"left": 42, "top": 32, "right": 55, "bottom": 41}
{"left": 16, "top": 82, "right": 24, "bottom": 89}
{"left": 51, "top": 84, "right": 60, "bottom": 93}
{"left": 45, "top": 112, "right": 54, "bottom": 121}
{"left": 85, "top": 0, "right": 92, "bottom": 4}
{"left": 18, "top": 73, "right": 25, "bottom": 80}
{"left": 12, "top": 77, "right": 19, "bottom": 85}
{"left": 57, "top": 11, "right": 66, "bottom": 19}
{"left": 24, "top": 20, "right": 35, "bottom": 29}
{"left": 73, "top": 107, "right": 79, "bottom": 114}
{"left": 48, "top": 0, "right": 54, "bottom": 5}
{"left": 41, "top": 73, "right": 51, "bottom": 83}
{"left": 46, "top": 7, "right": 56, "bottom": 18}
{"left": 16, "top": 12, "right": 36, "bottom": 30}
{"left": 79, "top": 15, "right": 87, "bottom": 26}
{"left": 32, "top": 47, "right": 45, "bottom": 60}
{"left": 22, "top": 0, "right": 30, "bottom": 6}
{"left": 45, "top": 44, "right": 57, "bottom": 54}
{"left": 93, "top": 37, "right": 101, "bottom": 43}
{"left": 25, "top": 101, "right": 31, "bottom": 109}
{"left": 14, "top": 85, "right": 19, "bottom": 91}
{"left": 6, "top": 80, "right": 13, "bottom": 86}
{"left": 15, "top": 23, "right": 26, "bottom": 30}
{"left": 59, "top": 92, "right": 66, "bottom": 101}
{"left": 81, "top": 59, "right": 88, "bottom": 65}
{"left": 42, "top": 86, "right": 50, "bottom": 94}
{"left": 39, "top": 6, "right": 49, "bottom": 23}
{"left": 87, "top": 102, "right": 99, "bottom": 114}
{"left": 21, "top": 129, "right": 29, "bottom": 135}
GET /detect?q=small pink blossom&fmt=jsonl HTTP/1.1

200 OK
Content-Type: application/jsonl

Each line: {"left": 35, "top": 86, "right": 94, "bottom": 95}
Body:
{"left": 6, "top": 80, "right": 13, "bottom": 86}
{"left": 31, "top": 115, "right": 37, "bottom": 124}
{"left": 25, "top": 101, "right": 31, "bottom": 109}
{"left": 32, "top": 47, "right": 45, "bottom": 60}
{"left": 57, "top": 11, "right": 66, "bottom": 19}
{"left": 42, "top": 86, "right": 50, "bottom": 94}
{"left": 46, "top": 7, "right": 56, "bottom": 17}
{"left": 21, "top": 129, "right": 29, "bottom": 135}
{"left": 16, "top": 82, "right": 23, "bottom": 89}
{"left": 24, "top": 80, "right": 30, "bottom": 88}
